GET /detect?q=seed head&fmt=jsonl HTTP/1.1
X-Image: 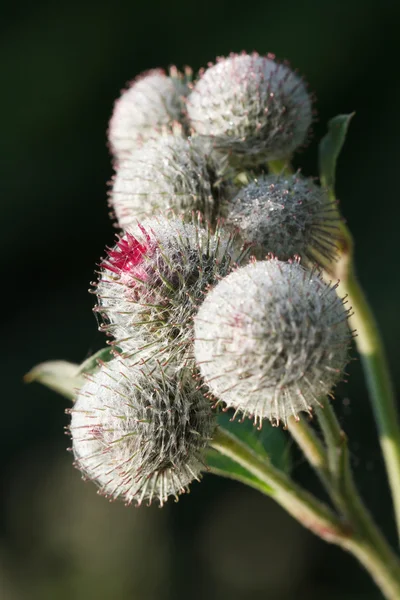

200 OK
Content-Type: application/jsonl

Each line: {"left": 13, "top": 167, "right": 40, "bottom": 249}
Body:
{"left": 94, "top": 216, "right": 244, "bottom": 367}
{"left": 226, "top": 173, "right": 339, "bottom": 264}
{"left": 110, "top": 132, "right": 228, "bottom": 228}
{"left": 69, "top": 359, "right": 215, "bottom": 506}
{"left": 108, "top": 68, "right": 190, "bottom": 163}
{"left": 187, "top": 52, "right": 312, "bottom": 166}
{"left": 194, "top": 259, "right": 351, "bottom": 426}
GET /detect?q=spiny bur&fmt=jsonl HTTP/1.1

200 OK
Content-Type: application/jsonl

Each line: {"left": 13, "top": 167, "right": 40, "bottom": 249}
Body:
{"left": 110, "top": 130, "right": 229, "bottom": 228}
{"left": 93, "top": 216, "right": 245, "bottom": 367}
{"left": 187, "top": 52, "right": 312, "bottom": 167}
{"left": 68, "top": 359, "right": 215, "bottom": 506}
{"left": 108, "top": 67, "right": 191, "bottom": 163}
{"left": 194, "top": 258, "right": 352, "bottom": 427}
{"left": 226, "top": 173, "right": 340, "bottom": 265}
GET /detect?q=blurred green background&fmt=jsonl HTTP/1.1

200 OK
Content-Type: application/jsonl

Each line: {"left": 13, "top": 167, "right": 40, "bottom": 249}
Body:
{"left": 3, "top": 0, "right": 400, "bottom": 598}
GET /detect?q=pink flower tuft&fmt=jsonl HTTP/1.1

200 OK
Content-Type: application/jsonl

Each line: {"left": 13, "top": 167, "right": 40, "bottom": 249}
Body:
{"left": 94, "top": 217, "right": 243, "bottom": 365}
{"left": 101, "top": 225, "right": 153, "bottom": 280}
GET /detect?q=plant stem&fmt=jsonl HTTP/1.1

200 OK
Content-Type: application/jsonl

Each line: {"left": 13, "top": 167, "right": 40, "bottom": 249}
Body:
{"left": 344, "top": 537, "right": 400, "bottom": 600}
{"left": 316, "top": 400, "right": 373, "bottom": 523}
{"left": 211, "top": 427, "right": 349, "bottom": 544}
{"left": 339, "top": 265, "right": 400, "bottom": 541}
{"left": 315, "top": 400, "right": 400, "bottom": 597}
{"left": 287, "top": 414, "right": 351, "bottom": 516}
{"left": 212, "top": 427, "right": 400, "bottom": 600}
{"left": 287, "top": 416, "right": 331, "bottom": 488}
{"left": 325, "top": 215, "right": 400, "bottom": 541}
{"left": 315, "top": 402, "right": 344, "bottom": 481}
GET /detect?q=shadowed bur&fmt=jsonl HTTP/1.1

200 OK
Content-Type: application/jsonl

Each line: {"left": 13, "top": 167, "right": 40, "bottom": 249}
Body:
{"left": 194, "top": 258, "right": 353, "bottom": 427}
{"left": 68, "top": 358, "right": 216, "bottom": 506}
{"left": 225, "top": 173, "right": 341, "bottom": 268}
{"left": 93, "top": 216, "right": 248, "bottom": 369}
{"left": 187, "top": 52, "right": 313, "bottom": 167}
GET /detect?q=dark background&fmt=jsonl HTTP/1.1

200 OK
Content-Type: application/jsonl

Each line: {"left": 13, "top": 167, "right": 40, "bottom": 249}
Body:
{"left": 2, "top": 1, "right": 400, "bottom": 598}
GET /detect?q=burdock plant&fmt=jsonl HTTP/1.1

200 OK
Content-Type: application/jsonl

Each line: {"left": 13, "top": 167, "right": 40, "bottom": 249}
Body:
{"left": 26, "top": 51, "right": 400, "bottom": 599}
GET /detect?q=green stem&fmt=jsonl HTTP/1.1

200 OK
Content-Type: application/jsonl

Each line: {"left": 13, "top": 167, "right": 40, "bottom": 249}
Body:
{"left": 211, "top": 427, "right": 349, "bottom": 544}
{"left": 344, "top": 538, "right": 400, "bottom": 600}
{"left": 287, "top": 414, "right": 352, "bottom": 517}
{"left": 340, "top": 267, "right": 400, "bottom": 541}
{"left": 315, "top": 401, "right": 400, "bottom": 597}
{"left": 287, "top": 415, "right": 331, "bottom": 489}
{"left": 212, "top": 427, "right": 400, "bottom": 600}
{"left": 315, "top": 402, "right": 345, "bottom": 482}
{"left": 317, "top": 401, "right": 373, "bottom": 522}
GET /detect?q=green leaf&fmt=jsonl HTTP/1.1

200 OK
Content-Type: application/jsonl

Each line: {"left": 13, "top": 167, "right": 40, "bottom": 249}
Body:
{"left": 25, "top": 347, "right": 115, "bottom": 400}
{"left": 319, "top": 113, "right": 355, "bottom": 192}
{"left": 206, "top": 411, "right": 291, "bottom": 491}
{"left": 216, "top": 411, "right": 291, "bottom": 473}
{"left": 206, "top": 448, "right": 274, "bottom": 494}
{"left": 267, "top": 158, "right": 294, "bottom": 176}
{"left": 77, "top": 347, "right": 116, "bottom": 375}
{"left": 24, "top": 360, "right": 83, "bottom": 400}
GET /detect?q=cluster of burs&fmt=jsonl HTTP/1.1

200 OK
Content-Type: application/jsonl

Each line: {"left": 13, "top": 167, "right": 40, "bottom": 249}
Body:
{"left": 70, "top": 52, "right": 352, "bottom": 506}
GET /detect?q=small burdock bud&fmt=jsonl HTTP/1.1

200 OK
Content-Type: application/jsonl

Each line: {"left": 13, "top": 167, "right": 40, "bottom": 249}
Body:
{"left": 69, "top": 359, "right": 215, "bottom": 506}
{"left": 226, "top": 173, "right": 339, "bottom": 264}
{"left": 94, "top": 216, "right": 244, "bottom": 366}
{"left": 108, "top": 67, "right": 190, "bottom": 163}
{"left": 187, "top": 52, "right": 312, "bottom": 166}
{"left": 194, "top": 259, "right": 351, "bottom": 426}
{"left": 110, "top": 131, "right": 227, "bottom": 227}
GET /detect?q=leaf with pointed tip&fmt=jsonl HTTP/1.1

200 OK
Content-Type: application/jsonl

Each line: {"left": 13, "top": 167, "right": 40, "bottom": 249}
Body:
{"left": 319, "top": 113, "right": 354, "bottom": 192}
{"left": 25, "top": 347, "right": 116, "bottom": 401}
{"left": 24, "top": 360, "right": 83, "bottom": 401}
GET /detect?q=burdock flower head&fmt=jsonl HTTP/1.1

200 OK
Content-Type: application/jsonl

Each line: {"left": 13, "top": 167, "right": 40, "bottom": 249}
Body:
{"left": 226, "top": 173, "right": 340, "bottom": 265}
{"left": 187, "top": 52, "right": 312, "bottom": 166}
{"left": 110, "top": 130, "right": 229, "bottom": 228}
{"left": 68, "top": 359, "right": 215, "bottom": 506}
{"left": 194, "top": 258, "right": 352, "bottom": 426}
{"left": 94, "top": 216, "right": 244, "bottom": 366}
{"left": 108, "top": 67, "right": 190, "bottom": 163}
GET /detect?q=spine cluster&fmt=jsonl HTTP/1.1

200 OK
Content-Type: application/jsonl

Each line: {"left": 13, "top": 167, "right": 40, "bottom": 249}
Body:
{"left": 110, "top": 131, "right": 228, "bottom": 227}
{"left": 69, "top": 359, "right": 215, "bottom": 506}
{"left": 94, "top": 216, "right": 243, "bottom": 366}
{"left": 226, "top": 173, "right": 340, "bottom": 265}
{"left": 187, "top": 52, "right": 312, "bottom": 166}
{"left": 194, "top": 259, "right": 351, "bottom": 426}
{"left": 67, "top": 50, "right": 351, "bottom": 505}
{"left": 108, "top": 67, "right": 191, "bottom": 163}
